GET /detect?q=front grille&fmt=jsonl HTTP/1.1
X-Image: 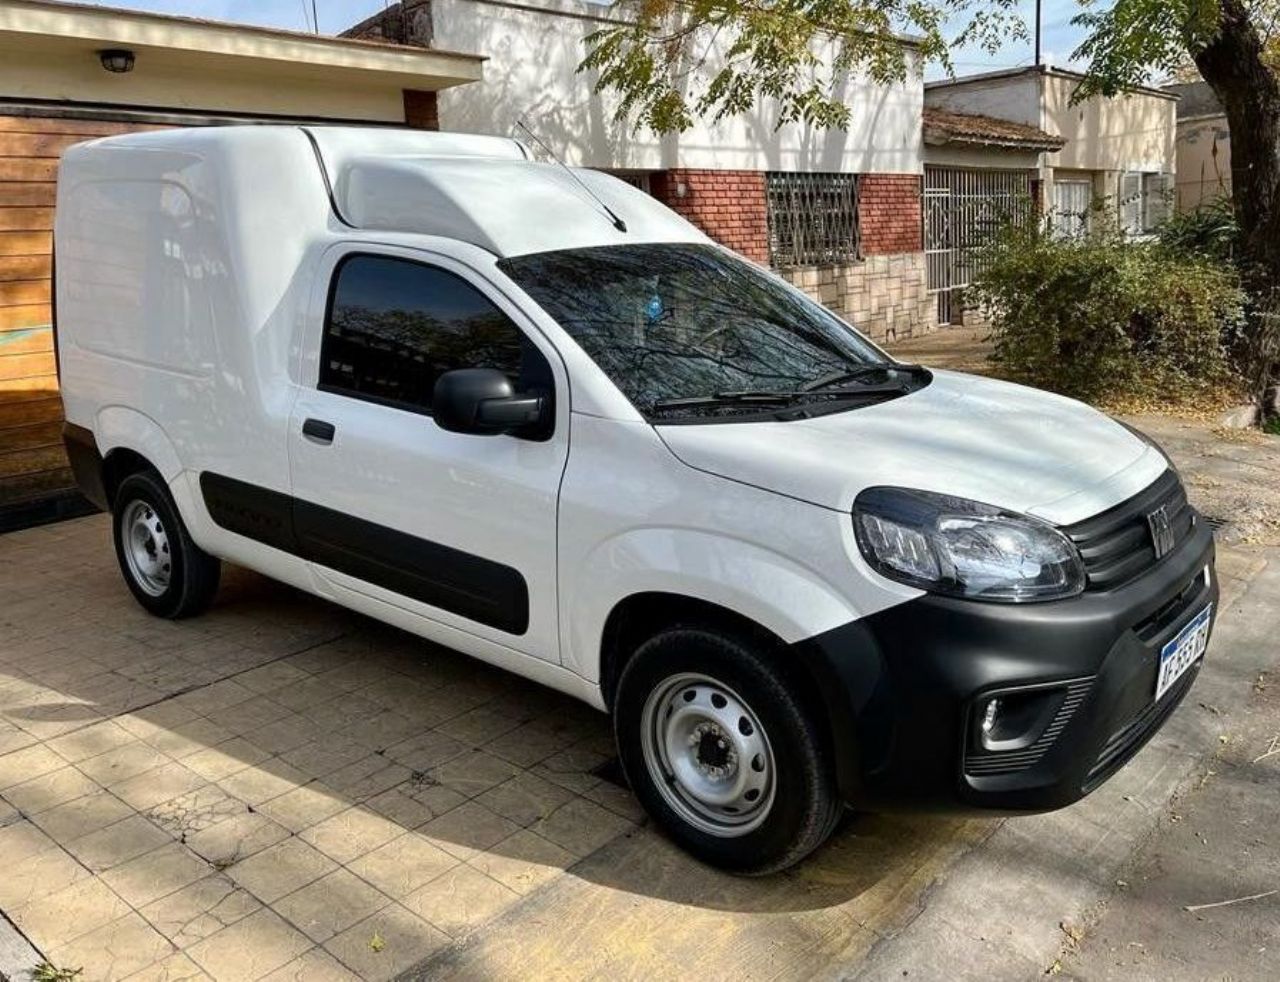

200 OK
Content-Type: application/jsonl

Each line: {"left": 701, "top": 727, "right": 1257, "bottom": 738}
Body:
{"left": 1083, "top": 665, "right": 1198, "bottom": 792}
{"left": 965, "top": 678, "right": 1094, "bottom": 777}
{"left": 1063, "top": 470, "right": 1196, "bottom": 591}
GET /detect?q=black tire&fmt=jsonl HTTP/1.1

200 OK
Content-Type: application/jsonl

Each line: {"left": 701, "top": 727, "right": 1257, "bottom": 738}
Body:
{"left": 614, "top": 625, "right": 842, "bottom": 875}
{"left": 112, "top": 470, "right": 220, "bottom": 619}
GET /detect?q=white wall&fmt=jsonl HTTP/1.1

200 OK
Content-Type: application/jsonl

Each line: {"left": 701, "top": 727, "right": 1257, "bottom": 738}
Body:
{"left": 1041, "top": 72, "right": 1176, "bottom": 176}
{"left": 1174, "top": 114, "right": 1231, "bottom": 211}
{"left": 432, "top": 0, "right": 923, "bottom": 174}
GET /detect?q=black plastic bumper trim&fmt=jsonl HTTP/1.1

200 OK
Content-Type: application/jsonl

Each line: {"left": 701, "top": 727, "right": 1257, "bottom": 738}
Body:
{"left": 792, "top": 518, "right": 1217, "bottom": 812}
{"left": 62, "top": 423, "right": 109, "bottom": 511}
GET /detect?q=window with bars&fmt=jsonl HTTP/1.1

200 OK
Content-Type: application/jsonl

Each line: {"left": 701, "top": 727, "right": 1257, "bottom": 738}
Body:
{"left": 765, "top": 172, "right": 860, "bottom": 269}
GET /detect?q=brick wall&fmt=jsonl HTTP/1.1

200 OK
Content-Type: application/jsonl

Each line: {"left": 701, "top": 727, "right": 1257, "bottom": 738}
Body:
{"left": 650, "top": 169, "right": 770, "bottom": 266}
{"left": 402, "top": 90, "right": 439, "bottom": 130}
{"left": 858, "top": 174, "right": 923, "bottom": 255}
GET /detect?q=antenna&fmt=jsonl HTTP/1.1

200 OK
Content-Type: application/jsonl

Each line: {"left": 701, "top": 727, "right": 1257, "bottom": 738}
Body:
{"left": 515, "top": 119, "right": 627, "bottom": 233}
{"left": 1034, "top": 0, "right": 1042, "bottom": 67}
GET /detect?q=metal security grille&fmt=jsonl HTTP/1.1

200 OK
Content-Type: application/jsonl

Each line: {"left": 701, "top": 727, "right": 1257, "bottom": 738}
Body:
{"left": 765, "top": 172, "right": 860, "bottom": 268}
{"left": 924, "top": 166, "right": 1033, "bottom": 325}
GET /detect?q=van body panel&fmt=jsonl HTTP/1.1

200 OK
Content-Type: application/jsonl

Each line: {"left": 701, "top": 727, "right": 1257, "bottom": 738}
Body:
{"left": 555, "top": 413, "right": 923, "bottom": 682}
{"left": 656, "top": 370, "right": 1164, "bottom": 524}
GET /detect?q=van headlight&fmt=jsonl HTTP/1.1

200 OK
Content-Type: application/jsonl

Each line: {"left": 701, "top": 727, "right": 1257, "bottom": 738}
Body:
{"left": 853, "top": 487, "right": 1085, "bottom": 602}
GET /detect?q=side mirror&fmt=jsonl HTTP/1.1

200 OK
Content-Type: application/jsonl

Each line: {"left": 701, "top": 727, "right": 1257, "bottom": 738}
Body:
{"left": 433, "top": 368, "right": 548, "bottom": 437}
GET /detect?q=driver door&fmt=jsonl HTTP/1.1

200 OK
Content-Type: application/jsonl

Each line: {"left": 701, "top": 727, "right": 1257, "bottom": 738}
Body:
{"left": 288, "top": 244, "right": 568, "bottom": 663}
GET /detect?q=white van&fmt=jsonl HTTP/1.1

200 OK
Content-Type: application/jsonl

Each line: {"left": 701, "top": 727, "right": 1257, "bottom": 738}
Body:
{"left": 55, "top": 127, "right": 1217, "bottom": 873}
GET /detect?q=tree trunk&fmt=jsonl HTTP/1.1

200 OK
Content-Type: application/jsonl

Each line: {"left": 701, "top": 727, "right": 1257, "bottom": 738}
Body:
{"left": 1194, "top": 0, "right": 1280, "bottom": 396}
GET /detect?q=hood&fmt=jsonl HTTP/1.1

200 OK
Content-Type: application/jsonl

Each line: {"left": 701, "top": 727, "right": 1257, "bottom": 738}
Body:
{"left": 656, "top": 370, "right": 1168, "bottom": 526}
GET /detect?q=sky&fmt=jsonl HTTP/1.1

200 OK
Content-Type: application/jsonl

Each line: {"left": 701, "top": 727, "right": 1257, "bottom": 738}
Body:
{"left": 934, "top": 0, "right": 1093, "bottom": 81}
{"left": 84, "top": 0, "right": 1095, "bottom": 80}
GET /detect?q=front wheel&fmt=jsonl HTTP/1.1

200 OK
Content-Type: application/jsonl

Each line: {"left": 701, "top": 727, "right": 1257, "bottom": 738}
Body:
{"left": 614, "top": 626, "right": 841, "bottom": 875}
{"left": 112, "top": 471, "right": 221, "bottom": 619}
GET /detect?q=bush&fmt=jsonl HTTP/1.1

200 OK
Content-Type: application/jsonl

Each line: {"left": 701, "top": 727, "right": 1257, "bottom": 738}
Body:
{"left": 1156, "top": 196, "right": 1239, "bottom": 263}
{"left": 970, "top": 224, "right": 1245, "bottom": 404}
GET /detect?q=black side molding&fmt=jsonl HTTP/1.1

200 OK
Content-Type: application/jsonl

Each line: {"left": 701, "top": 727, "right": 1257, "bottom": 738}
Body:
{"left": 199, "top": 471, "right": 529, "bottom": 635}
{"left": 199, "top": 472, "right": 296, "bottom": 555}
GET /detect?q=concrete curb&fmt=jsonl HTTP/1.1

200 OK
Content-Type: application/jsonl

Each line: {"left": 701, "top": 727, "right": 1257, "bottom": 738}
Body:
{"left": 0, "top": 909, "right": 41, "bottom": 982}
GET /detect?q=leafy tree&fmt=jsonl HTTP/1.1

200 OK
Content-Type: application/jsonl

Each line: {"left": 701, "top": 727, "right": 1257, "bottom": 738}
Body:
{"left": 585, "top": 0, "right": 1280, "bottom": 395}
{"left": 581, "top": 1, "right": 1026, "bottom": 133}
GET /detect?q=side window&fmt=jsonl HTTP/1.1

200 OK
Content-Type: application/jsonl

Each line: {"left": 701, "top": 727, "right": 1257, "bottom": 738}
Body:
{"left": 320, "top": 254, "right": 546, "bottom": 414}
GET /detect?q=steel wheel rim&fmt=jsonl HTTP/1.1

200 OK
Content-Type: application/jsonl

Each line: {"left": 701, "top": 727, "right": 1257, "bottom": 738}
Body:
{"left": 121, "top": 499, "right": 172, "bottom": 597}
{"left": 640, "top": 672, "right": 776, "bottom": 838}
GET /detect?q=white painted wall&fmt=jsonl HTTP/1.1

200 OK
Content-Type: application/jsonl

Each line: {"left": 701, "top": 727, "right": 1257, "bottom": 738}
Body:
{"left": 1174, "top": 114, "right": 1231, "bottom": 210}
{"left": 431, "top": 0, "right": 923, "bottom": 174}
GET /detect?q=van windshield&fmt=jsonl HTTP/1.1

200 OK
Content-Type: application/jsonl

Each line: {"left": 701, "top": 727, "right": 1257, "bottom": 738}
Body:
{"left": 498, "top": 243, "right": 924, "bottom": 420}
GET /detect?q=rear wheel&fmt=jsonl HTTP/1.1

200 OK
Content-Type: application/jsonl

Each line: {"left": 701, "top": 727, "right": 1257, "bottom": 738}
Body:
{"left": 112, "top": 471, "right": 220, "bottom": 618}
{"left": 614, "top": 626, "right": 841, "bottom": 874}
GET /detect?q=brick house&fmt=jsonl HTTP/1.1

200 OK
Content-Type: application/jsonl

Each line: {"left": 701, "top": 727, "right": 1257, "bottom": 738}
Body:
{"left": 0, "top": 0, "right": 483, "bottom": 522}
{"left": 344, "top": 0, "right": 935, "bottom": 345}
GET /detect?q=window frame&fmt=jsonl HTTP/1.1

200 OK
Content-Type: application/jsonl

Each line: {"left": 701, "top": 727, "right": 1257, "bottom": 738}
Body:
{"left": 317, "top": 250, "right": 555, "bottom": 422}
{"left": 1051, "top": 179, "right": 1093, "bottom": 241}
{"left": 1119, "top": 171, "right": 1173, "bottom": 237}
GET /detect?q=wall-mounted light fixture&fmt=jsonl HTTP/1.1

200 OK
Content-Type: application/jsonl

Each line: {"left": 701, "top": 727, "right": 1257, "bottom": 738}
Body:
{"left": 675, "top": 181, "right": 688, "bottom": 199}
{"left": 98, "top": 49, "right": 136, "bottom": 73}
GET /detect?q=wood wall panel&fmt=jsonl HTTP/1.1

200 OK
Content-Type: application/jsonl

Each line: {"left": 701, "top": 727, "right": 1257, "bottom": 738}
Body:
{"left": 0, "top": 113, "right": 161, "bottom": 506}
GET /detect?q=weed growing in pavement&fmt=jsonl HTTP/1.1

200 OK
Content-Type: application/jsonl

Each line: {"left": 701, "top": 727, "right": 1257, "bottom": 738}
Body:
{"left": 30, "top": 964, "right": 83, "bottom": 982}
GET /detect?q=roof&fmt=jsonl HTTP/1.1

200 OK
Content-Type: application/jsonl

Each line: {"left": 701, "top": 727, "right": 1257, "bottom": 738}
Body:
{"left": 77, "top": 125, "right": 706, "bottom": 258}
{"left": 926, "top": 64, "right": 1179, "bottom": 102}
{"left": 1164, "top": 80, "right": 1224, "bottom": 119}
{"left": 331, "top": 153, "right": 707, "bottom": 257}
{"left": 0, "top": 0, "right": 485, "bottom": 90}
{"left": 923, "top": 107, "right": 1065, "bottom": 151}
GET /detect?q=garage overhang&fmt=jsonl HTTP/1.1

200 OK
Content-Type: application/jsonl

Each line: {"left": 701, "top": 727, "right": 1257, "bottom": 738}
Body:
{"left": 0, "top": 0, "right": 485, "bottom": 122}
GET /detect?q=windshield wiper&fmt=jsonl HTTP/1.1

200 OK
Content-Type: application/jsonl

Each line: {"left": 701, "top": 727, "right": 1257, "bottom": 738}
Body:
{"left": 801, "top": 362, "right": 926, "bottom": 392}
{"left": 650, "top": 383, "right": 914, "bottom": 415}
{"left": 651, "top": 390, "right": 796, "bottom": 412}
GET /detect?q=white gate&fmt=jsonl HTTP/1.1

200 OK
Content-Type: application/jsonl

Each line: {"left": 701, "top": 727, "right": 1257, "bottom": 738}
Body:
{"left": 924, "top": 167, "right": 1033, "bottom": 324}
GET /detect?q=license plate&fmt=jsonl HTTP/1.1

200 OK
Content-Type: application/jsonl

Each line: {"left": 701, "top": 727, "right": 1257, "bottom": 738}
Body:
{"left": 1155, "top": 603, "right": 1212, "bottom": 702}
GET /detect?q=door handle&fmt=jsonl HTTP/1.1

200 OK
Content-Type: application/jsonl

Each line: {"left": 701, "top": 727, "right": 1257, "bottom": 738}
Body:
{"left": 302, "top": 418, "right": 336, "bottom": 444}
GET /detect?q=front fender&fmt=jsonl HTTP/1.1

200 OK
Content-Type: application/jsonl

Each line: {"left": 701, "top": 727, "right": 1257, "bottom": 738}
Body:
{"left": 564, "top": 526, "right": 861, "bottom": 683}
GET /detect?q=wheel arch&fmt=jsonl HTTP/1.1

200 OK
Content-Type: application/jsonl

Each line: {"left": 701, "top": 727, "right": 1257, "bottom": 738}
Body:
{"left": 599, "top": 590, "right": 877, "bottom": 804}
{"left": 95, "top": 407, "right": 183, "bottom": 488}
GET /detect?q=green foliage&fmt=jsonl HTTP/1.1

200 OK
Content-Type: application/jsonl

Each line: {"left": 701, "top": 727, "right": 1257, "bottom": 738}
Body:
{"left": 970, "top": 224, "right": 1245, "bottom": 403}
{"left": 30, "top": 964, "right": 83, "bottom": 982}
{"left": 1156, "top": 196, "right": 1239, "bottom": 262}
{"left": 1070, "top": 0, "right": 1222, "bottom": 100}
{"left": 581, "top": 0, "right": 1028, "bottom": 134}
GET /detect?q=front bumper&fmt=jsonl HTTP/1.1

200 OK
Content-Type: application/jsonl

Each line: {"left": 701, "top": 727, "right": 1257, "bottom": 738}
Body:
{"left": 794, "top": 515, "right": 1217, "bottom": 812}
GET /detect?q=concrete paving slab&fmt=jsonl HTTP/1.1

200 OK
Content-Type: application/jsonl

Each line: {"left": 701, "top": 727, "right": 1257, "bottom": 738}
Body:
{"left": 0, "top": 411, "right": 1277, "bottom": 980}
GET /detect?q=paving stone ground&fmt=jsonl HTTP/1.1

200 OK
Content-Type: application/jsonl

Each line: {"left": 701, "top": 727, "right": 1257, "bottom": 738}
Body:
{"left": 0, "top": 517, "right": 988, "bottom": 981}
{"left": 2, "top": 353, "right": 1277, "bottom": 980}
